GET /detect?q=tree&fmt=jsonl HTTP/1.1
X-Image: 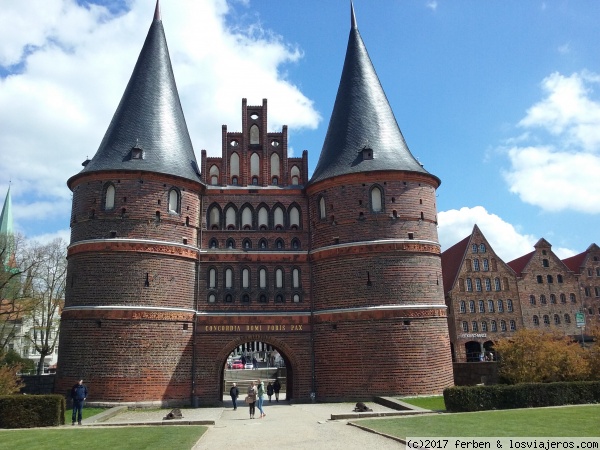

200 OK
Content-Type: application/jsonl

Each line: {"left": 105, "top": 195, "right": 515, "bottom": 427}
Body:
{"left": 0, "top": 233, "right": 36, "bottom": 355}
{"left": 495, "top": 329, "right": 590, "bottom": 384}
{"left": 21, "top": 238, "right": 67, "bottom": 375}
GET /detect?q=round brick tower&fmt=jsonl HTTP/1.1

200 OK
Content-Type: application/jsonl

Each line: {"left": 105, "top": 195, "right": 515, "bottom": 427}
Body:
{"left": 307, "top": 5, "right": 454, "bottom": 400}
{"left": 55, "top": 4, "right": 202, "bottom": 404}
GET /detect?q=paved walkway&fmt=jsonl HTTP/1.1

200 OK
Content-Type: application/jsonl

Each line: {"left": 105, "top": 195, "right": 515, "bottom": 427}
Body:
{"left": 88, "top": 400, "right": 406, "bottom": 449}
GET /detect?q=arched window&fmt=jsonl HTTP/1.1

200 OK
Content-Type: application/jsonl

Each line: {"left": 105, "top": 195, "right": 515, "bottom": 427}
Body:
{"left": 292, "top": 268, "right": 300, "bottom": 288}
{"left": 500, "top": 320, "right": 507, "bottom": 331}
{"left": 491, "top": 320, "right": 497, "bottom": 332}
{"left": 481, "top": 321, "right": 488, "bottom": 332}
{"left": 510, "top": 320, "right": 516, "bottom": 331}
{"left": 259, "top": 294, "right": 267, "bottom": 303}
{"left": 270, "top": 153, "right": 280, "bottom": 179}
{"left": 472, "top": 244, "right": 478, "bottom": 253}
{"left": 226, "top": 238, "right": 235, "bottom": 249}
{"left": 209, "top": 165, "right": 219, "bottom": 185}
{"left": 550, "top": 294, "right": 556, "bottom": 304}
{"left": 540, "top": 295, "right": 547, "bottom": 304}
{"left": 250, "top": 153, "right": 260, "bottom": 179}
{"left": 250, "top": 124, "right": 259, "bottom": 144}
{"left": 459, "top": 301, "right": 466, "bottom": 313}
{"left": 242, "top": 294, "right": 250, "bottom": 303}
{"left": 275, "top": 269, "right": 283, "bottom": 288}
{"left": 560, "top": 293, "right": 566, "bottom": 303}
{"left": 104, "top": 184, "right": 115, "bottom": 210}
{"left": 225, "top": 294, "right": 233, "bottom": 303}
{"left": 507, "top": 299, "right": 513, "bottom": 312}
{"left": 478, "top": 300, "right": 485, "bottom": 313}
{"left": 564, "top": 314, "right": 571, "bottom": 323}
{"left": 275, "top": 239, "right": 284, "bottom": 250}
{"left": 259, "top": 239, "right": 267, "bottom": 250}
{"left": 570, "top": 293, "right": 576, "bottom": 303}
{"left": 230, "top": 152, "right": 239, "bottom": 182}
{"left": 530, "top": 295, "right": 536, "bottom": 305}
{"left": 259, "top": 269, "right": 267, "bottom": 288}
{"left": 487, "top": 300, "right": 494, "bottom": 312}
{"left": 533, "top": 315, "right": 539, "bottom": 326}
{"left": 469, "top": 301, "right": 475, "bottom": 313}
{"left": 543, "top": 315, "right": 550, "bottom": 325}
{"left": 290, "top": 165, "right": 300, "bottom": 185}
{"left": 242, "top": 269, "right": 250, "bottom": 288}
{"left": 554, "top": 314, "right": 560, "bottom": 325}
{"left": 208, "top": 294, "right": 216, "bottom": 303}
{"left": 497, "top": 300, "right": 504, "bottom": 312}
{"left": 274, "top": 207, "right": 284, "bottom": 229}
{"left": 225, "top": 206, "right": 236, "bottom": 230}
{"left": 293, "top": 294, "right": 300, "bottom": 303}
{"left": 289, "top": 206, "right": 300, "bottom": 229}
{"left": 209, "top": 238, "right": 218, "bottom": 249}
{"left": 318, "top": 197, "right": 326, "bottom": 220}
{"left": 243, "top": 239, "right": 252, "bottom": 250}
{"left": 258, "top": 207, "right": 268, "bottom": 229}
{"left": 208, "top": 206, "right": 220, "bottom": 230}
{"left": 370, "top": 186, "right": 383, "bottom": 212}
{"left": 494, "top": 278, "right": 501, "bottom": 291}
{"left": 275, "top": 294, "right": 284, "bottom": 303}
{"left": 225, "top": 268, "right": 233, "bottom": 289}
{"left": 479, "top": 244, "right": 486, "bottom": 253}
{"left": 208, "top": 268, "right": 216, "bottom": 288}
{"left": 291, "top": 238, "right": 300, "bottom": 250}
{"left": 482, "top": 259, "right": 489, "bottom": 271}
{"left": 241, "top": 207, "right": 253, "bottom": 229}
{"left": 466, "top": 278, "right": 473, "bottom": 292}
{"left": 168, "top": 189, "right": 179, "bottom": 213}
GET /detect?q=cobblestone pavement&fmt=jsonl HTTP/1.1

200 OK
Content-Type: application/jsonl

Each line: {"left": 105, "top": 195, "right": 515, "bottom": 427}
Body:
{"left": 98, "top": 400, "right": 405, "bottom": 449}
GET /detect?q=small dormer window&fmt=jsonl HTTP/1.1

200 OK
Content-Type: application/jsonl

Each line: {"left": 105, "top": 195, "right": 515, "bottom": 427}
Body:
{"left": 361, "top": 146, "right": 373, "bottom": 160}
{"left": 131, "top": 146, "right": 144, "bottom": 159}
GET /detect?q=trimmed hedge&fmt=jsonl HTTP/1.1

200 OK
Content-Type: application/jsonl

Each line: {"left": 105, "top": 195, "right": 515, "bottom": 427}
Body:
{"left": 0, "top": 394, "right": 65, "bottom": 428}
{"left": 443, "top": 381, "right": 600, "bottom": 412}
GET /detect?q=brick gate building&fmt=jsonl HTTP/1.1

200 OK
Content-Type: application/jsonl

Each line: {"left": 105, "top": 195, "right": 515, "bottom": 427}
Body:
{"left": 55, "top": 2, "right": 454, "bottom": 405}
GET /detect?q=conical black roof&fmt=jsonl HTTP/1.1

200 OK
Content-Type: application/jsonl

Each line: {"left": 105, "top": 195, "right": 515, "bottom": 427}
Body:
{"left": 310, "top": 4, "right": 437, "bottom": 185}
{"left": 70, "top": 3, "right": 200, "bottom": 185}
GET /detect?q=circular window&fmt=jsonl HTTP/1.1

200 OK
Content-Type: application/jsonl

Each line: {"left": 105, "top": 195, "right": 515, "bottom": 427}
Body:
{"left": 250, "top": 113, "right": 259, "bottom": 120}
{"left": 230, "top": 140, "right": 239, "bottom": 147}
{"left": 271, "top": 140, "right": 280, "bottom": 147}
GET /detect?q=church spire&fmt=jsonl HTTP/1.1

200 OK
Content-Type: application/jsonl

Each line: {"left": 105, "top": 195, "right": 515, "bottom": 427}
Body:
{"left": 69, "top": 2, "right": 200, "bottom": 187}
{"left": 0, "top": 186, "right": 13, "bottom": 237}
{"left": 310, "top": 4, "right": 437, "bottom": 185}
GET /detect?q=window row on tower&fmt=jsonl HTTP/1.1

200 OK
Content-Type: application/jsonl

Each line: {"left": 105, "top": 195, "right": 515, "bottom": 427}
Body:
{"left": 208, "top": 237, "right": 301, "bottom": 250}
{"left": 207, "top": 203, "right": 301, "bottom": 230}
{"left": 207, "top": 292, "right": 302, "bottom": 304}
{"left": 207, "top": 267, "right": 301, "bottom": 290}
{"left": 208, "top": 154, "right": 301, "bottom": 187}
{"left": 101, "top": 182, "right": 182, "bottom": 214}
{"left": 459, "top": 277, "right": 509, "bottom": 292}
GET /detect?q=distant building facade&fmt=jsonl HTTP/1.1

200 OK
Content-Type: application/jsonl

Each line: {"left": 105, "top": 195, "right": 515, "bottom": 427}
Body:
{"left": 442, "top": 225, "right": 595, "bottom": 361}
{"left": 55, "top": 4, "right": 454, "bottom": 405}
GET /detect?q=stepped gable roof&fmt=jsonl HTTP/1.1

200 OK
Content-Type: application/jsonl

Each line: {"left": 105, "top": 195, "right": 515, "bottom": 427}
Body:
{"left": 309, "top": 3, "right": 437, "bottom": 185}
{"left": 441, "top": 233, "right": 470, "bottom": 294}
{"left": 69, "top": 1, "right": 200, "bottom": 186}
{"left": 507, "top": 251, "right": 535, "bottom": 277}
{"left": 562, "top": 243, "right": 599, "bottom": 272}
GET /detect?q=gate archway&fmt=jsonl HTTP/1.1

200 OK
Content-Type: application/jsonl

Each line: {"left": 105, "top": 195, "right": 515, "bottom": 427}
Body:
{"left": 210, "top": 335, "right": 301, "bottom": 405}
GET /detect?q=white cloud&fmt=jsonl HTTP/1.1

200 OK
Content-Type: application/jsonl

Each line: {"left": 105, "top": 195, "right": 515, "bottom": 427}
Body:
{"left": 438, "top": 206, "right": 537, "bottom": 261}
{"left": 426, "top": 1, "right": 438, "bottom": 12}
{"left": 502, "top": 71, "right": 600, "bottom": 213}
{"left": 0, "top": 0, "right": 320, "bottom": 237}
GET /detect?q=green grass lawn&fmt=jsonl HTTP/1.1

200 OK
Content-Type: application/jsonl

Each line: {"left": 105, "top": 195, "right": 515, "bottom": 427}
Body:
{"left": 64, "top": 407, "right": 106, "bottom": 424}
{"left": 355, "top": 404, "right": 600, "bottom": 438}
{"left": 400, "top": 395, "right": 446, "bottom": 411}
{"left": 0, "top": 426, "right": 207, "bottom": 450}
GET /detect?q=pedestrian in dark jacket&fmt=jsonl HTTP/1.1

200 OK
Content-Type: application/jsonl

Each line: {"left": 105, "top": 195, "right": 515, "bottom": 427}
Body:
{"left": 267, "top": 382, "right": 274, "bottom": 402}
{"left": 273, "top": 379, "right": 281, "bottom": 402}
{"left": 70, "top": 379, "right": 88, "bottom": 425}
{"left": 230, "top": 383, "right": 239, "bottom": 410}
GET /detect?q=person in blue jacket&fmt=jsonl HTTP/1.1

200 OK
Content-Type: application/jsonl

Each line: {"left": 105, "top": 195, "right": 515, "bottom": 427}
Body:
{"left": 70, "top": 379, "right": 88, "bottom": 425}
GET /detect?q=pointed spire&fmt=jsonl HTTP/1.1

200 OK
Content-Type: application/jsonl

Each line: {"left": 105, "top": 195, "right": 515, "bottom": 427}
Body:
{"left": 154, "top": 0, "right": 161, "bottom": 22}
{"left": 0, "top": 186, "right": 13, "bottom": 237}
{"left": 350, "top": 1, "right": 357, "bottom": 29}
{"left": 310, "top": 4, "right": 438, "bottom": 185}
{"left": 70, "top": 4, "right": 200, "bottom": 186}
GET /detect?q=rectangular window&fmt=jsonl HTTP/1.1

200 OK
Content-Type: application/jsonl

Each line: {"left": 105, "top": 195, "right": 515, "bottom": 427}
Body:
{"left": 596, "top": 287, "right": 600, "bottom": 297}
{"left": 588, "top": 268, "right": 593, "bottom": 276}
{"left": 585, "top": 287, "right": 591, "bottom": 297}
{"left": 462, "top": 321, "right": 469, "bottom": 332}
{"left": 536, "top": 275, "right": 543, "bottom": 283}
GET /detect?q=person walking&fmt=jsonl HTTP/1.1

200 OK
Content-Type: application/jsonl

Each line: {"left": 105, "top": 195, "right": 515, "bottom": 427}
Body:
{"left": 266, "top": 381, "right": 274, "bottom": 403}
{"left": 273, "top": 379, "right": 281, "bottom": 402}
{"left": 246, "top": 381, "right": 257, "bottom": 419}
{"left": 230, "top": 382, "right": 239, "bottom": 410}
{"left": 256, "top": 378, "right": 266, "bottom": 418}
{"left": 70, "top": 379, "right": 88, "bottom": 425}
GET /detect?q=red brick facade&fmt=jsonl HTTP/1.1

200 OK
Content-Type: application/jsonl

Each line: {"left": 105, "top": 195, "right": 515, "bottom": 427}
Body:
{"left": 56, "top": 99, "right": 455, "bottom": 405}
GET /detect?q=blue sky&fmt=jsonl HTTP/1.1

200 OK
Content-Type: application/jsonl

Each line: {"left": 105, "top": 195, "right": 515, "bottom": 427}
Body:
{"left": 1, "top": 0, "right": 599, "bottom": 262}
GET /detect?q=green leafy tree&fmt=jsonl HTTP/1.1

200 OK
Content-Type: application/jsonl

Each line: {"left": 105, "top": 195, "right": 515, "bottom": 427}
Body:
{"left": 0, "top": 352, "right": 24, "bottom": 395}
{"left": 495, "top": 329, "right": 590, "bottom": 384}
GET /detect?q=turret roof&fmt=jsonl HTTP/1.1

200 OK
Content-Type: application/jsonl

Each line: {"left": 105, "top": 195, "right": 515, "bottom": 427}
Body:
{"left": 69, "top": 1, "right": 200, "bottom": 186}
{"left": 309, "top": 3, "right": 437, "bottom": 185}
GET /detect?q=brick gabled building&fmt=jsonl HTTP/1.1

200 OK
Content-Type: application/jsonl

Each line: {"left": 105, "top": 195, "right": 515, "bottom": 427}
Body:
{"left": 562, "top": 244, "right": 600, "bottom": 328}
{"left": 441, "top": 225, "right": 522, "bottom": 361}
{"left": 55, "top": 3, "right": 454, "bottom": 405}
{"left": 508, "top": 238, "right": 581, "bottom": 336}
